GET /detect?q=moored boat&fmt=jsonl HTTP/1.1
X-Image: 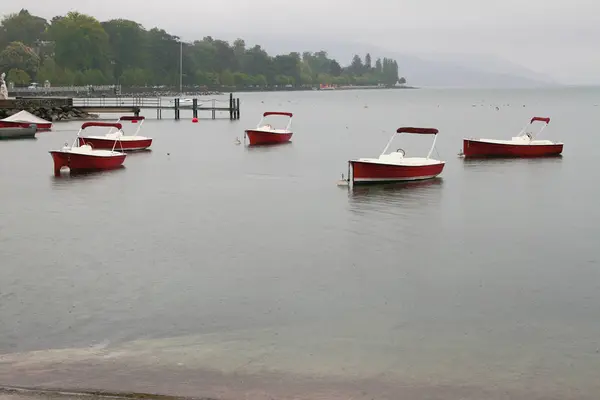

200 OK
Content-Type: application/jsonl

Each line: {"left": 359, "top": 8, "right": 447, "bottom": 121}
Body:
{"left": 244, "top": 112, "right": 293, "bottom": 145}
{"left": 462, "top": 117, "right": 562, "bottom": 158}
{"left": 0, "top": 124, "right": 37, "bottom": 139}
{"left": 78, "top": 116, "right": 152, "bottom": 151}
{"left": 0, "top": 110, "right": 52, "bottom": 131}
{"left": 49, "top": 122, "right": 127, "bottom": 175}
{"left": 346, "top": 127, "right": 445, "bottom": 184}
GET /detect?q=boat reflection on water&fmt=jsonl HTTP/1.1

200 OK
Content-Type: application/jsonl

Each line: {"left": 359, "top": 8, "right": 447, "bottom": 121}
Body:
{"left": 350, "top": 177, "right": 443, "bottom": 195}
{"left": 244, "top": 140, "right": 293, "bottom": 151}
{"left": 461, "top": 154, "right": 563, "bottom": 167}
{"left": 348, "top": 177, "right": 444, "bottom": 208}
{"left": 51, "top": 165, "right": 126, "bottom": 184}
{"left": 460, "top": 154, "right": 564, "bottom": 178}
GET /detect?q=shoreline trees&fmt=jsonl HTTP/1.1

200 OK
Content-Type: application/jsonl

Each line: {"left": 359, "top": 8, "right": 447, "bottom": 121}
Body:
{"left": 0, "top": 9, "right": 406, "bottom": 89}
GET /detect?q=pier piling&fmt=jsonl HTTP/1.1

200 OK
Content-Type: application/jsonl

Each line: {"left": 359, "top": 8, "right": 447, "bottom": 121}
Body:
{"left": 70, "top": 94, "right": 240, "bottom": 120}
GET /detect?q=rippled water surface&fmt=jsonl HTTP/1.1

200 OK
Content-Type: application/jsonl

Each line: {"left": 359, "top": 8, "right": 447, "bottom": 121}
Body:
{"left": 1, "top": 88, "right": 600, "bottom": 399}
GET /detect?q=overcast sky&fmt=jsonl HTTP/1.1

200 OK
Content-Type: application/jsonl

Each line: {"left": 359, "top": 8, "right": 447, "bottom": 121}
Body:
{"left": 4, "top": 0, "right": 600, "bottom": 84}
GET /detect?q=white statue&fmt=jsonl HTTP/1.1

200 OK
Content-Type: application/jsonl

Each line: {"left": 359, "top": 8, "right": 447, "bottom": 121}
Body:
{"left": 0, "top": 72, "right": 8, "bottom": 99}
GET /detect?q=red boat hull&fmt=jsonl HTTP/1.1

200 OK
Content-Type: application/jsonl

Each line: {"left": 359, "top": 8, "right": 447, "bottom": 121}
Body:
{"left": 49, "top": 151, "right": 126, "bottom": 174}
{"left": 0, "top": 121, "right": 52, "bottom": 131}
{"left": 463, "top": 139, "right": 563, "bottom": 158}
{"left": 245, "top": 130, "right": 292, "bottom": 145}
{"left": 78, "top": 137, "right": 152, "bottom": 151}
{"left": 350, "top": 161, "right": 445, "bottom": 184}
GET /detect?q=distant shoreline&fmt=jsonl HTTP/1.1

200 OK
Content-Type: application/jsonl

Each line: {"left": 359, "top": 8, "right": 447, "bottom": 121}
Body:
{"left": 9, "top": 85, "right": 419, "bottom": 99}
{"left": 9, "top": 85, "right": 420, "bottom": 98}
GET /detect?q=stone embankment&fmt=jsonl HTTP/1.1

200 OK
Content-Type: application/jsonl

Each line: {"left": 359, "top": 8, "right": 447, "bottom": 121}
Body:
{"left": 0, "top": 106, "right": 98, "bottom": 122}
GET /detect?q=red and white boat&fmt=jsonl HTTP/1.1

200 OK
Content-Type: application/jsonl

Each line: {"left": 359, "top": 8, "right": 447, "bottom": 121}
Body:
{"left": 244, "top": 112, "right": 293, "bottom": 145}
{"left": 49, "top": 122, "right": 127, "bottom": 175}
{"left": 346, "top": 127, "right": 445, "bottom": 184}
{"left": 0, "top": 110, "right": 52, "bottom": 131}
{"left": 462, "top": 117, "right": 562, "bottom": 158}
{"left": 78, "top": 116, "right": 152, "bottom": 151}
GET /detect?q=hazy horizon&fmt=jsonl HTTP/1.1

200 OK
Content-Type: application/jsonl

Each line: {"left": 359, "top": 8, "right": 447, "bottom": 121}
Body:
{"left": 3, "top": 0, "right": 600, "bottom": 85}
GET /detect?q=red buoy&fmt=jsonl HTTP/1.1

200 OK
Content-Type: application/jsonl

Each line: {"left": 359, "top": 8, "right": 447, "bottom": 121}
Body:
{"left": 192, "top": 117, "right": 199, "bottom": 123}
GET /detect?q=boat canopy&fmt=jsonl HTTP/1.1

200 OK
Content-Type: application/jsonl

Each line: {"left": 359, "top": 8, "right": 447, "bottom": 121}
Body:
{"left": 396, "top": 127, "right": 439, "bottom": 135}
{"left": 263, "top": 111, "right": 293, "bottom": 118}
{"left": 81, "top": 122, "right": 123, "bottom": 130}
{"left": 1, "top": 110, "right": 51, "bottom": 125}
{"left": 119, "top": 116, "right": 145, "bottom": 121}
{"left": 530, "top": 117, "right": 550, "bottom": 124}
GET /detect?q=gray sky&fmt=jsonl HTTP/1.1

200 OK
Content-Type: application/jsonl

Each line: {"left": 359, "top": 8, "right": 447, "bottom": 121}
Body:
{"left": 4, "top": 0, "right": 600, "bottom": 84}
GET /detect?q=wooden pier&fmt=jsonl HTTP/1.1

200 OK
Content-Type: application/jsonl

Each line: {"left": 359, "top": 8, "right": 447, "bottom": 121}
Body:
{"left": 72, "top": 93, "right": 240, "bottom": 120}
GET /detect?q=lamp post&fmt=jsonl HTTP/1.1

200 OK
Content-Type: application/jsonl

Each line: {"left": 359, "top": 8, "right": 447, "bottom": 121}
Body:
{"left": 179, "top": 40, "right": 183, "bottom": 94}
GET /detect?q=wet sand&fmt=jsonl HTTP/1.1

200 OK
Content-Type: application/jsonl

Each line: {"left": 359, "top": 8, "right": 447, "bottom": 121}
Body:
{"left": 1, "top": 334, "right": 595, "bottom": 400}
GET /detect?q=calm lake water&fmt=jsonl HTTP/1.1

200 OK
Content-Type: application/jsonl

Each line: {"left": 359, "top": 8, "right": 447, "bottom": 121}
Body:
{"left": 1, "top": 88, "right": 600, "bottom": 399}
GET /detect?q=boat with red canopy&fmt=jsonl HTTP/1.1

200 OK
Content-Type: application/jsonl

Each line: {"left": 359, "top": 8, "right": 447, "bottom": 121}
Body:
{"left": 244, "top": 112, "right": 293, "bottom": 145}
{"left": 345, "top": 127, "right": 445, "bottom": 184}
{"left": 49, "top": 121, "right": 127, "bottom": 175}
{"left": 462, "top": 116, "right": 563, "bottom": 158}
{"left": 78, "top": 116, "right": 152, "bottom": 151}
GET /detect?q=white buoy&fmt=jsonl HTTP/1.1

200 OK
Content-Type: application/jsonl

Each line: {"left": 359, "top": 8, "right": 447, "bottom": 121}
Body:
{"left": 234, "top": 137, "right": 241, "bottom": 145}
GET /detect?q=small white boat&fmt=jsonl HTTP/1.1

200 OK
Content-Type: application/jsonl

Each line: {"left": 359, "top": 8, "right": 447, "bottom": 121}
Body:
{"left": 346, "top": 127, "right": 445, "bottom": 184}
{"left": 0, "top": 124, "right": 38, "bottom": 139}
{"left": 462, "top": 116, "right": 563, "bottom": 158}
{"left": 49, "top": 122, "right": 127, "bottom": 175}
{"left": 78, "top": 116, "right": 152, "bottom": 151}
{"left": 170, "top": 98, "right": 194, "bottom": 107}
{"left": 0, "top": 110, "right": 52, "bottom": 131}
{"left": 244, "top": 112, "right": 293, "bottom": 145}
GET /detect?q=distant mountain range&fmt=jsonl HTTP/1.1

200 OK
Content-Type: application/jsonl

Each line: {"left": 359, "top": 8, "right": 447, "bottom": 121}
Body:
{"left": 232, "top": 35, "right": 561, "bottom": 89}
{"left": 378, "top": 52, "right": 561, "bottom": 88}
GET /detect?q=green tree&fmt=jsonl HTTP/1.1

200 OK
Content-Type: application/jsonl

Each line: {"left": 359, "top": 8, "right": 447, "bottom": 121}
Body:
{"left": 219, "top": 69, "right": 234, "bottom": 86}
{"left": 82, "top": 69, "right": 108, "bottom": 85}
{"left": 364, "top": 53, "right": 372, "bottom": 71}
{"left": 189, "top": 39, "right": 217, "bottom": 73}
{"left": 300, "top": 71, "right": 313, "bottom": 85}
{"left": 0, "top": 9, "right": 407, "bottom": 89}
{"left": 374, "top": 58, "right": 382, "bottom": 74}
{"left": 253, "top": 74, "right": 267, "bottom": 87}
{"left": 194, "top": 70, "right": 210, "bottom": 85}
{"left": 58, "top": 69, "right": 75, "bottom": 86}
{"left": 272, "top": 53, "right": 300, "bottom": 85}
{"left": 0, "top": 41, "right": 40, "bottom": 77}
{"left": 120, "top": 68, "right": 152, "bottom": 86}
{"left": 6, "top": 68, "right": 31, "bottom": 85}
{"left": 48, "top": 12, "right": 110, "bottom": 72}
{"left": 145, "top": 28, "right": 179, "bottom": 85}
{"left": 329, "top": 60, "right": 342, "bottom": 76}
{"left": 232, "top": 38, "right": 245, "bottom": 60}
{"left": 233, "top": 71, "right": 251, "bottom": 87}
{"left": 102, "top": 19, "right": 147, "bottom": 80}
{"left": 242, "top": 45, "right": 272, "bottom": 77}
{"left": 36, "top": 57, "right": 57, "bottom": 83}
{"left": 73, "top": 70, "right": 85, "bottom": 85}
{"left": 213, "top": 39, "right": 237, "bottom": 72}
{"left": 349, "top": 54, "right": 363, "bottom": 75}
{"left": 381, "top": 58, "right": 399, "bottom": 86}
{"left": 0, "top": 9, "right": 48, "bottom": 49}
